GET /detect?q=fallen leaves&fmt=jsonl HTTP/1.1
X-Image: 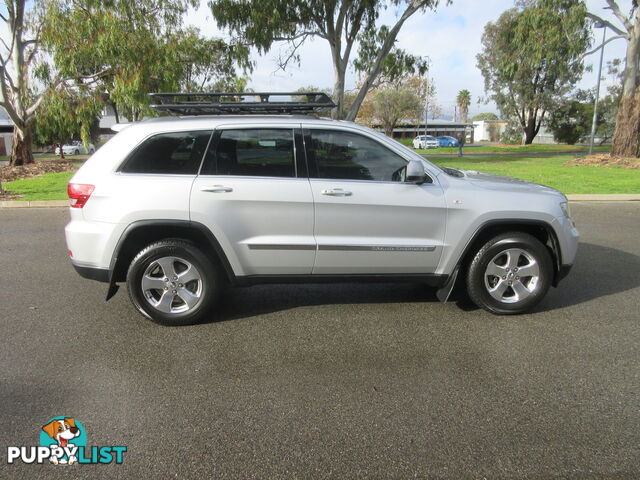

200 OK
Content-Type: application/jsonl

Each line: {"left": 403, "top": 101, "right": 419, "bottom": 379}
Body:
{"left": 566, "top": 153, "right": 640, "bottom": 170}
{"left": 0, "top": 160, "right": 80, "bottom": 182}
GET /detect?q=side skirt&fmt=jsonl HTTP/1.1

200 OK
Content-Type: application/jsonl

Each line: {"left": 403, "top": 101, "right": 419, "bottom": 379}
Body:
{"left": 234, "top": 273, "right": 449, "bottom": 288}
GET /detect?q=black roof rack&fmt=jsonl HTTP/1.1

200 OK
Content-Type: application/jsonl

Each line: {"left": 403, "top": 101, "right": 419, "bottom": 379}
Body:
{"left": 149, "top": 92, "right": 335, "bottom": 116}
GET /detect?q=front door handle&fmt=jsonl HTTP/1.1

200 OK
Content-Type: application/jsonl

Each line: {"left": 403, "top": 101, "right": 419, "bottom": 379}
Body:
{"left": 321, "top": 188, "right": 352, "bottom": 197}
{"left": 200, "top": 185, "right": 233, "bottom": 193}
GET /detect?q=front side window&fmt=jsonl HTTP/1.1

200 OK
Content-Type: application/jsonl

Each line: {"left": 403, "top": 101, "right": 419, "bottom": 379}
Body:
{"left": 121, "top": 130, "right": 212, "bottom": 174}
{"left": 202, "top": 129, "right": 296, "bottom": 177}
{"left": 309, "top": 130, "right": 408, "bottom": 182}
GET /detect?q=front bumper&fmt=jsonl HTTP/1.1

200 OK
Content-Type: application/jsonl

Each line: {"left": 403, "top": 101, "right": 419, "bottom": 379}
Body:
{"left": 556, "top": 264, "right": 573, "bottom": 283}
{"left": 551, "top": 214, "right": 579, "bottom": 286}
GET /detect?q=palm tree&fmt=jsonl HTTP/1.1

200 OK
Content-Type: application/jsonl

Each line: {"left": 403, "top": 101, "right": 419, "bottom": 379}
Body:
{"left": 456, "top": 89, "right": 471, "bottom": 123}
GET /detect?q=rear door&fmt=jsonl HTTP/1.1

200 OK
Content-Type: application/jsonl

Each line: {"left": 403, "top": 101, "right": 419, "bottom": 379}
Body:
{"left": 190, "top": 125, "right": 316, "bottom": 276}
{"left": 304, "top": 126, "right": 447, "bottom": 275}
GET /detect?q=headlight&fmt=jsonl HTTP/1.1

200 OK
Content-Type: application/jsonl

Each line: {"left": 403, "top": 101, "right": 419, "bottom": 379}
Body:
{"left": 560, "top": 201, "right": 571, "bottom": 218}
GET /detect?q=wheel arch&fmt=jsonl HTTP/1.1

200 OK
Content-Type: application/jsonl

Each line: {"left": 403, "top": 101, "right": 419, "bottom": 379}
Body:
{"left": 109, "top": 220, "right": 236, "bottom": 286}
{"left": 456, "top": 219, "right": 563, "bottom": 287}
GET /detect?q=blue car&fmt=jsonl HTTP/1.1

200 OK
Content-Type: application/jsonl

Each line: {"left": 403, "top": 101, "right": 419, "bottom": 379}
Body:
{"left": 436, "top": 136, "right": 459, "bottom": 147}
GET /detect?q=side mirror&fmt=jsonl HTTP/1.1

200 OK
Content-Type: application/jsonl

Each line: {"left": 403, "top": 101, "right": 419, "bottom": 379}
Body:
{"left": 406, "top": 159, "right": 429, "bottom": 185}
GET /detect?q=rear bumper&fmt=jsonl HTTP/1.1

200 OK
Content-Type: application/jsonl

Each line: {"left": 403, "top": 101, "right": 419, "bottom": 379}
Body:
{"left": 71, "top": 261, "right": 110, "bottom": 283}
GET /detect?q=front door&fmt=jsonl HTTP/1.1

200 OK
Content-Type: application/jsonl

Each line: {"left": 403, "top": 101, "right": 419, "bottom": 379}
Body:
{"left": 304, "top": 127, "right": 447, "bottom": 275}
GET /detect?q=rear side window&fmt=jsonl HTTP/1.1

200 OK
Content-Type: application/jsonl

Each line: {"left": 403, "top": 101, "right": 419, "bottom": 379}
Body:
{"left": 121, "top": 131, "right": 212, "bottom": 174}
{"left": 201, "top": 129, "right": 295, "bottom": 177}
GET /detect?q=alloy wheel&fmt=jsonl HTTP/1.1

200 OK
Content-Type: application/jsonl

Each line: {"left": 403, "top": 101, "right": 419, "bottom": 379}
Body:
{"left": 141, "top": 256, "right": 203, "bottom": 314}
{"left": 483, "top": 248, "right": 540, "bottom": 304}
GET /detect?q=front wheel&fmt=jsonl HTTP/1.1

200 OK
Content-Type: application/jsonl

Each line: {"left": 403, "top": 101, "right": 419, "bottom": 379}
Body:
{"left": 466, "top": 232, "right": 553, "bottom": 314}
{"left": 126, "top": 239, "right": 221, "bottom": 325}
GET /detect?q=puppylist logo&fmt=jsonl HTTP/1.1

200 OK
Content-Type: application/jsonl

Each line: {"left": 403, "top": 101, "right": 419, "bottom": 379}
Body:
{"left": 6, "top": 417, "right": 127, "bottom": 465}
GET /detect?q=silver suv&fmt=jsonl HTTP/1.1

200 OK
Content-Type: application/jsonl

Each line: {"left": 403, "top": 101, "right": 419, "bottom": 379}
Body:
{"left": 65, "top": 92, "right": 578, "bottom": 325}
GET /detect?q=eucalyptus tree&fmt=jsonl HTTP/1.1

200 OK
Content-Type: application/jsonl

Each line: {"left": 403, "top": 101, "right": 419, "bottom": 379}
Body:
{"left": 43, "top": 0, "right": 250, "bottom": 122}
{"left": 586, "top": 1, "right": 640, "bottom": 157}
{"left": 34, "top": 88, "right": 102, "bottom": 158}
{"left": 209, "top": 0, "right": 449, "bottom": 120}
{"left": 0, "top": 1, "right": 46, "bottom": 165}
{"left": 477, "top": 0, "right": 591, "bottom": 144}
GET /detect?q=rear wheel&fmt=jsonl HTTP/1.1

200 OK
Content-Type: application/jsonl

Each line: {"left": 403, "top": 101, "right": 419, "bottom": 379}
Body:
{"left": 466, "top": 232, "right": 553, "bottom": 314}
{"left": 126, "top": 239, "right": 221, "bottom": 325}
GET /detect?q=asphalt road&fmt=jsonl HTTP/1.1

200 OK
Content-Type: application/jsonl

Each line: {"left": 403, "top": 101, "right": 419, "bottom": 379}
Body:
{"left": 1, "top": 204, "right": 639, "bottom": 479}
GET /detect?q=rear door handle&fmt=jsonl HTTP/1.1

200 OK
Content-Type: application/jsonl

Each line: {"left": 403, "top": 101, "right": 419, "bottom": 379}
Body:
{"left": 321, "top": 188, "right": 352, "bottom": 197}
{"left": 200, "top": 185, "right": 233, "bottom": 193}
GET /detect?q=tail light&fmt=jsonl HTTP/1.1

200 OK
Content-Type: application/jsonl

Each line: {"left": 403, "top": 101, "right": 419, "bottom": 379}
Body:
{"left": 68, "top": 183, "right": 95, "bottom": 208}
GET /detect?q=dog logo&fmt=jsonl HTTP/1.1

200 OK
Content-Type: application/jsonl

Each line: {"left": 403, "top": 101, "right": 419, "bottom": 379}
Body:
{"left": 6, "top": 417, "right": 126, "bottom": 465}
{"left": 41, "top": 417, "right": 82, "bottom": 464}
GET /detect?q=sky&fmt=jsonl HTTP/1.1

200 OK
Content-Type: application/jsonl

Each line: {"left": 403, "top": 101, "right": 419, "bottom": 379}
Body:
{"left": 184, "top": 0, "right": 633, "bottom": 119}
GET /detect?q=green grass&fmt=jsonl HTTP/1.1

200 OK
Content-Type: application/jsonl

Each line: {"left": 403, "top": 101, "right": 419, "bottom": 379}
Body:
{"left": 3, "top": 155, "right": 638, "bottom": 199}
{"left": 430, "top": 155, "right": 640, "bottom": 194}
{"left": 414, "top": 144, "right": 611, "bottom": 155}
{"left": 36, "top": 154, "right": 89, "bottom": 161}
{"left": 3, "top": 170, "right": 76, "bottom": 201}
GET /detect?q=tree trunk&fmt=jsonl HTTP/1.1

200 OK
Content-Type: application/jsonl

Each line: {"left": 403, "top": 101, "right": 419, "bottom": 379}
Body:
{"left": 522, "top": 115, "right": 538, "bottom": 145}
{"left": 523, "top": 130, "right": 536, "bottom": 145}
{"left": 460, "top": 106, "right": 468, "bottom": 123}
{"left": 612, "top": 25, "right": 640, "bottom": 157}
{"left": 58, "top": 143, "right": 65, "bottom": 159}
{"left": 9, "top": 125, "right": 34, "bottom": 166}
{"left": 332, "top": 67, "right": 346, "bottom": 120}
{"left": 611, "top": 89, "right": 640, "bottom": 157}
{"left": 112, "top": 102, "right": 120, "bottom": 124}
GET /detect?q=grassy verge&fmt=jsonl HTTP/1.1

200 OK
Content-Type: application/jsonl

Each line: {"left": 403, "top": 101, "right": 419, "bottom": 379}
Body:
{"left": 36, "top": 154, "right": 89, "bottom": 161}
{"left": 3, "top": 170, "right": 76, "bottom": 201}
{"left": 2, "top": 154, "right": 639, "bottom": 200}
{"left": 430, "top": 155, "right": 640, "bottom": 194}
{"left": 415, "top": 144, "right": 611, "bottom": 155}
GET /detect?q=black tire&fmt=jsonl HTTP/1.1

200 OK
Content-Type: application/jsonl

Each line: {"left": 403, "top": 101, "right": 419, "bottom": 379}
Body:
{"left": 466, "top": 232, "right": 553, "bottom": 315}
{"left": 126, "top": 239, "right": 221, "bottom": 326}
{"left": 74, "top": 149, "right": 79, "bottom": 155}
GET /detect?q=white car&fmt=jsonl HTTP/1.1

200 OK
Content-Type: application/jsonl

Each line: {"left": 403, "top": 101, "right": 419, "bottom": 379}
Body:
{"left": 65, "top": 91, "right": 578, "bottom": 325}
{"left": 413, "top": 135, "right": 439, "bottom": 149}
{"left": 56, "top": 141, "right": 95, "bottom": 156}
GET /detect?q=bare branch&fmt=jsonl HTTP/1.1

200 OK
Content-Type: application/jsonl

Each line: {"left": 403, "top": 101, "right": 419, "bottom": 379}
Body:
{"left": 582, "top": 34, "right": 626, "bottom": 57}
{"left": 346, "top": 1, "right": 422, "bottom": 120}
{"left": 76, "top": 67, "right": 112, "bottom": 81}
{"left": 605, "top": 0, "right": 633, "bottom": 32}
{"left": 273, "top": 30, "right": 323, "bottom": 42}
{"left": 586, "top": 12, "right": 625, "bottom": 36}
{"left": 0, "top": 37, "right": 10, "bottom": 53}
{"left": 274, "top": 35, "right": 308, "bottom": 71}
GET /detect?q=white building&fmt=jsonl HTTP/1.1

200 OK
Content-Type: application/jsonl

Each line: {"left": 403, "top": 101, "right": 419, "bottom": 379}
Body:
{"left": 473, "top": 119, "right": 507, "bottom": 143}
{"left": 0, "top": 107, "right": 13, "bottom": 156}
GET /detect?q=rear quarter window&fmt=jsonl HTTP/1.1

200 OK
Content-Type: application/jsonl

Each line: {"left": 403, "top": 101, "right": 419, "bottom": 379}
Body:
{"left": 120, "top": 130, "right": 213, "bottom": 174}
